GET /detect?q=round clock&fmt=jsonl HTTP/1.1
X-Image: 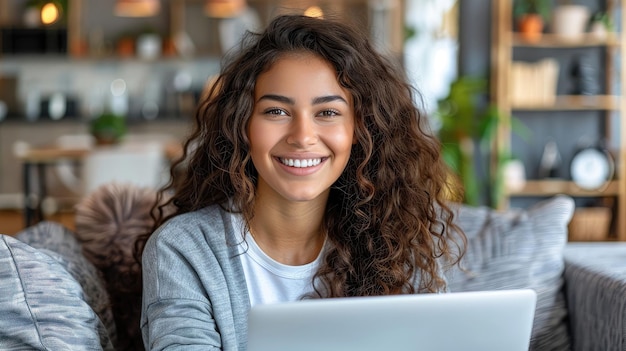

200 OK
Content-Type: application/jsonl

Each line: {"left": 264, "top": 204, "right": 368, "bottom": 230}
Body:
{"left": 570, "top": 147, "right": 614, "bottom": 191}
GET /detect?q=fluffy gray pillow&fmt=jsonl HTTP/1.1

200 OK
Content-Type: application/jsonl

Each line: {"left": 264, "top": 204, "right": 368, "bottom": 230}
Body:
{"left": 447, "top": 195, "right": 574, "bottom": 351}
{"left": 16, "top": 221, "right": 117, "bottom": 347}
{"left": 0, "top": 233, "right": 115, "bottom": 350}
{"left": 74, "top": 182, "right": 169, "bottom": 351}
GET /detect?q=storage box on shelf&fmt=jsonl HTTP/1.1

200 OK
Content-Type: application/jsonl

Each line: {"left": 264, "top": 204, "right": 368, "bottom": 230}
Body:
{"left": 491, "top": 0, "right": 626, "bottom": 241}
{"left": 568, "top": 206, "right": 612, "bottom": 241}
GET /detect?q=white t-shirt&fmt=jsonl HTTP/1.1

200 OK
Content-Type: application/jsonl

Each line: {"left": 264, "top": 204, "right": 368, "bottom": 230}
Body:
{"left": 232, "top": 214, "right": 325, "bottom": 307}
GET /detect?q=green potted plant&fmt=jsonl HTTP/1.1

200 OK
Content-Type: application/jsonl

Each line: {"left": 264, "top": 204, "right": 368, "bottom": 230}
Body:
{"left": 90, "top": 112, "right": 127, "bottom": 145}
{"left": 435, "top": 76, "right": 529, "bottom": 207}
{"left": 513, "top": 0, "right": 552, "bottom": 42}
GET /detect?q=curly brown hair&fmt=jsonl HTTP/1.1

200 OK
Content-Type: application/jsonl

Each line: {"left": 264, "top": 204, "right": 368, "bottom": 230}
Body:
{"left": 136, "top": 14, "right": 465, "bottom": 296}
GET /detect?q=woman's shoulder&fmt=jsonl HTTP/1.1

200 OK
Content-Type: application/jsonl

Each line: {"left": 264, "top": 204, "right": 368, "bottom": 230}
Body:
{"left": 164, "top": 204, "right": 228, "bottom": 227}
{"left": 149, "top": 204, "right": 238, "bottom": 250}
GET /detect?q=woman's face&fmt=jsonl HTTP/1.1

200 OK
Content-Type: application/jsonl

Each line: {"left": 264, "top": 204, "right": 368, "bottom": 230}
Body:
{"left": 247, "top": 53, "right": 355, "bottom": 204}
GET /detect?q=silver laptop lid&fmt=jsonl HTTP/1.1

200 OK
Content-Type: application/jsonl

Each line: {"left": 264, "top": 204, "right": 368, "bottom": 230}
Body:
{"left": 247, "top": 289, "right": 536, "bottom": 351}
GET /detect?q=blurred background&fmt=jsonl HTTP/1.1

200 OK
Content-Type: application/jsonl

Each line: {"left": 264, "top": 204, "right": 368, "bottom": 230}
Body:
{"left": 2, "top": 0, "right": 623, "bottom": 242}
{"left": 0, "top": 0, "right": 463, "bottom": 225}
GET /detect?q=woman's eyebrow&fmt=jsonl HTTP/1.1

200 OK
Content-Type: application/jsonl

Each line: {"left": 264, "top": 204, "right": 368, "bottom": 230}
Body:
{"left": 312, "top": 95, "right": 348, "bottom": 105}
{"left": 257, "top": 94, "right": 347, "bottom": 105}
{"left": 258, "top": 94, "right": 294, "bottom": 105}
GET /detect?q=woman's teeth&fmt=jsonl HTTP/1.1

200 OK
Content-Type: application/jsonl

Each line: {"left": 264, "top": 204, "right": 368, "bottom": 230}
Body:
{"left": 280, "top": 158, "right": 322, "bottom": 168}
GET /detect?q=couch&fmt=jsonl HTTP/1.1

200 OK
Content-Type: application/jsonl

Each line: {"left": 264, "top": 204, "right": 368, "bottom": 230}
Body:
{"left": 0, "top": 183, "right": 625, "bottom": 350}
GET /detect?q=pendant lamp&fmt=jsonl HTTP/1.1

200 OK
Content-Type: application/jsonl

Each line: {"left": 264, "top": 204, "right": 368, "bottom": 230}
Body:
{"left": 204, "top": 0, "right": 247, "bottom": 18}
{"left": 115, "top": 0, "right": 160, "bottom": 17}
{"left": 41, "top": 2, "right": 61, "bottom": 25}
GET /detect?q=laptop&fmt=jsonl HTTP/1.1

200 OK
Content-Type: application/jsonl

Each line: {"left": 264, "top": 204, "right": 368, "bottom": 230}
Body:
{"left": 247, "top": 289, "right": 536, "bottom": 351}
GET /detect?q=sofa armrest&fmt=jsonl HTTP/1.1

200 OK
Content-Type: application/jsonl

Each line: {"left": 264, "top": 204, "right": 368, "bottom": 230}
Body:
{"left": 564, "top": 242, "right": 626, "bottom": 351}
{"left": 16, "top": 221, "right": 117, "bottom": 344}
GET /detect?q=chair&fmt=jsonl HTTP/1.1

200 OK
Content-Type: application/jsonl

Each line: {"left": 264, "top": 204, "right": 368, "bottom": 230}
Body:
{"left": 54, "top": 134, "right": 96, "bottom": 196}
{"left": 54, "top": 133, "right": 171, "bottom": 195}
{"left": 82, "top": 140, "right": 169, "bottom": 194}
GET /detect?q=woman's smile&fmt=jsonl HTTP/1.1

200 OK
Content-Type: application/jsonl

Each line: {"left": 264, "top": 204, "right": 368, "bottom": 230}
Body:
{"left": 275, "top": 156, "right": 328, "bottom": 177}
{"left": 278, "top": 157, "right": 324, "bottom": 168}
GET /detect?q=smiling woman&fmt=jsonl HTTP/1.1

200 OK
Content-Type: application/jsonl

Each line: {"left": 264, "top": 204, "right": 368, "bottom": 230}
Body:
{"left": 135, "top": 14, "right": 466, "bottom": 350}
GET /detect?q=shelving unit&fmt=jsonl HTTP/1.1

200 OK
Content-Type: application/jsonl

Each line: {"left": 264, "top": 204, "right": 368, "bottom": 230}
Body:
{"left": 0, "top": 0, "right": 405, "bottom": 59}
{"left": 491, "top": 0, "right": 626, "bottom": 241}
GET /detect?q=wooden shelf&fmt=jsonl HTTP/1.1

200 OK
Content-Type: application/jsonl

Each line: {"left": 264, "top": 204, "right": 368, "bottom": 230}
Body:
{"left": 507, "top": 180, "right": 619, "bottom": 197}
{"left": 511, "top": 32, "right": 621, "bottom": 48}
{"left": 512, "top": 95, "right": 621, "bottom": 111}
{"left": 492, "top": 0, "right": 626, "bottom": 241}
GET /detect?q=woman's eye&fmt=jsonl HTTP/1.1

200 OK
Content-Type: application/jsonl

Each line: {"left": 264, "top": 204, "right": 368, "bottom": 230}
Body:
{"left": 318, "top": 109, "right": 340, "bottom": 117}
{"left": 265, "top": 108, "right": 287, "bottom": 116}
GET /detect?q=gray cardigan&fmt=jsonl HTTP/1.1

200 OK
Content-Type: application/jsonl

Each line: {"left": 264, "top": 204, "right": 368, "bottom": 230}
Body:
{"left": 141, "top": 204, "right": 442, "bottom": 350}
{"left": 141, "top": 204, "right": 250, "bottom": 351}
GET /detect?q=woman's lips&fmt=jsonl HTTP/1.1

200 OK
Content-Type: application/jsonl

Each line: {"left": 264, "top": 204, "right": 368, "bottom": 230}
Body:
{"left": 274, "top": 156, "right": 327, "bottom": 175}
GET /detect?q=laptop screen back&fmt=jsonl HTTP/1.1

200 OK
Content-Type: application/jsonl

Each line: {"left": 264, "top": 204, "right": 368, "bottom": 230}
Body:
{"left": 247, "top": 289, "right": 536, "bottom": 351}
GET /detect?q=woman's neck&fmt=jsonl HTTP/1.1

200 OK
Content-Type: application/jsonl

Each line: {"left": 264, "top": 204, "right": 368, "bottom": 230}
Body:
{"left": 249, "top": 195, "right": 327, "bottom": 266}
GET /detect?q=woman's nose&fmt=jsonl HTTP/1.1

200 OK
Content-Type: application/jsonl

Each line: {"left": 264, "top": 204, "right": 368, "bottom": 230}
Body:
{"left": 286, "top": 115, "right": 318, "bottom": 147}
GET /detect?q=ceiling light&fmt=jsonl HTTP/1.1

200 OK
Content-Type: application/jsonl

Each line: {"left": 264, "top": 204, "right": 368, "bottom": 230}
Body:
{"left": 204, "top": 0, "right": 247, "bottom": 18}
{"left": 304, "top": 6, "right": 323, "bottom": 19}
{"left": 41, "top": 2, "right": 60, "bottom": 25}
{"left": 115, "top": 0, "right": 160, "bottom": 17}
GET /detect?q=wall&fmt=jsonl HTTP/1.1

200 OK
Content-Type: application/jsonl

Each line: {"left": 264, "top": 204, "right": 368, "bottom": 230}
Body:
{"left": 458, "top": 0, "right": 491, "bottom": 78}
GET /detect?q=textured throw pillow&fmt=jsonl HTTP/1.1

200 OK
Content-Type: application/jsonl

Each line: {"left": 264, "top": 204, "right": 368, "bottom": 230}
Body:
{"left": 0, "top": 233, "right": 115, "bottom": 350}
{"left": 74, "top": 182, "right": 170, "bottom": 351}
{"left": 16, "top": 221, "right": 117, "bottom": 347}
{"left": 447, "top": 195, "right": 575, "bottom": 351}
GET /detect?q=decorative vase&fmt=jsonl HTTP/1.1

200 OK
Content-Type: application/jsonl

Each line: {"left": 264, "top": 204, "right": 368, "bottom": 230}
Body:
{"left": 552, "top": 5, "right": 590, "bottom": 39}
{"left": 589, "top": 21, "right": 608, "bottom": 40}
{"left": 117, "top": 37, "right": 135, "bottom": 57}
{"left": 517, "top": 14, "right": 544, "bottom": 43}
{"left": 570, "top": 54, "right": 599, "bottom": 95}
{"left": 503, "top": 159, "right": 526, "bottom": 193}
{"left": 137, "top": 34, "right": 161, "bottom": 60}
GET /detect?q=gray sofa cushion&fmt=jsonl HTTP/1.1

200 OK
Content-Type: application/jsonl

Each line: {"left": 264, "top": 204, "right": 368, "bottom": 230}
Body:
{"left": 16, "top": 221, "right": 117, "bottom": 347}
{"left": 447, "top": 195, "right": 574, "bottom": 351}
{"left": 0, "top": 231, "right": 114, "bottom": 350}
